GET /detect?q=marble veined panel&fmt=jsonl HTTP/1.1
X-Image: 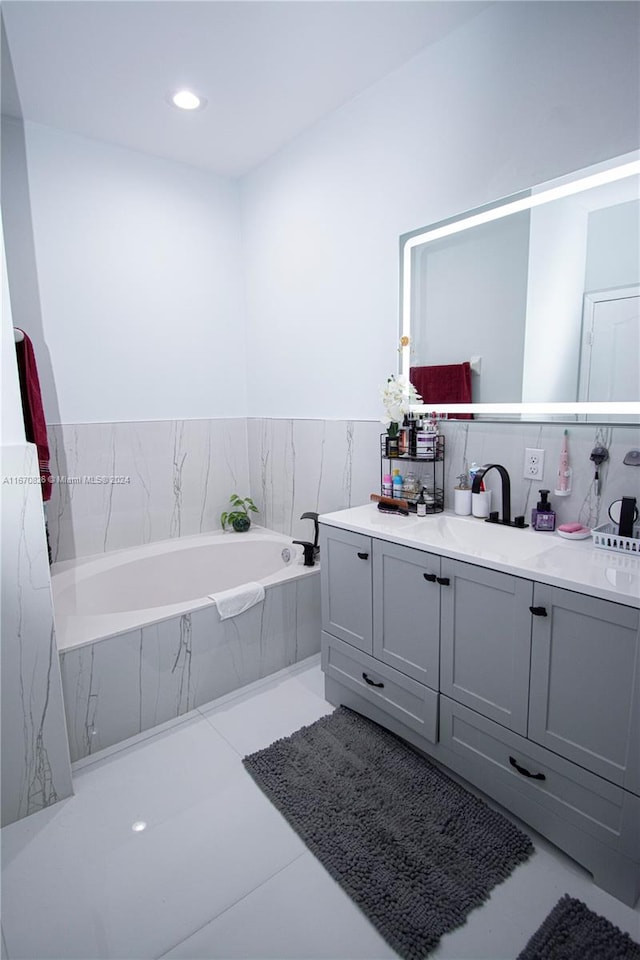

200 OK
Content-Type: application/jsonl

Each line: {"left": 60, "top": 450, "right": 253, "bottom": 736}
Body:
{"left": 1, "top": 443, "right": 73, "bottom": 825}
{"left": 60, "top": 572, "right": 321, "bottom": 762}
{"left": 47, "top": 418, "right": 249, "bottom": 561}
{"left": 247, "top": 418, "right": 380, "bottom": 542}
{"left": 440, "top": 420, "right": 640, "bottom": 528}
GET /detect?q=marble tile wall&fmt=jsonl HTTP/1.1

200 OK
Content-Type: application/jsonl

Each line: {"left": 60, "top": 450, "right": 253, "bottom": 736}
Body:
{"left": 49, "top": 416, "right": 639, "bottom": 561}
{"left": 1, "top": 443, "right": 73, "bottom": 826}
{"left": 439, "top": 419, "right": 640, "bottom": 530}
{"left": 247, "top": 418, "right": 382, "bottom": 543}
{"left": 247, "top": 417, "right": 640, "bottom": 536}
{"left": 47, "top": 418, "right": 250, "bottom": 562}
{"left": 60, "top": 572, "right": 320, "bottom": 762}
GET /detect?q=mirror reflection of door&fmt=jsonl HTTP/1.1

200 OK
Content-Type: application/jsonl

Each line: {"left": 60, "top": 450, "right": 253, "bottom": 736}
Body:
{"left": 578, "top": 286, "right": 640, "bottom": 401}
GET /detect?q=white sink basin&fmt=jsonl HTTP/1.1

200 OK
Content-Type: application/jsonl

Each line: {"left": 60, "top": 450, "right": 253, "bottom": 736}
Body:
{"left": 400, "top": 511, "right": 559, "bottom": 565}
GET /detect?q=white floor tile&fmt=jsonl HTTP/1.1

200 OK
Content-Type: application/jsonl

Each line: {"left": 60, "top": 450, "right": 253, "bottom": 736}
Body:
{"left": 1, "top": 714, "right": 304, "bottom": 959}
{"left": 2, "top": 662, "right": 639, "bottom": 960}
{"left": 161, "top": 852, "right": 396, "bottom": 960}
{"left": 199, "top": 665, "right": 333, "bottom": 757}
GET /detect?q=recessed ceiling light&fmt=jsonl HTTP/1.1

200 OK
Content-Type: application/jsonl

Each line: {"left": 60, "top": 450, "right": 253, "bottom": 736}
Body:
{"left": 168, "top": 89, "right": 207, "bottom": 111}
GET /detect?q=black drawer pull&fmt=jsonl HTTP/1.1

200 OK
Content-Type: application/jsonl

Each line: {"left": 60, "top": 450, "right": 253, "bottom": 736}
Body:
{"left": 509, "top": 756, "right": 546, "bottom": 781}
{"left": 436, "top": 576, "right": 450, "bottom": 586}
{"left": 362, "top": 672, "right": 384, "bottom": 688}
{"left": 357, "top": 551, "right": 369, "bottom": 560}
{"left": 529, "top": 606, "right": 547, "bottom": 617}
{"left": 423, "top": 572, "right": 437, "bottom": 582}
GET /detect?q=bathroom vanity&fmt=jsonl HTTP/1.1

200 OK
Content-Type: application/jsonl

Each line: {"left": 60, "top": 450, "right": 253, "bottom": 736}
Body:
{"left": 319, "top": 505, "right": 640, "bottom": 906}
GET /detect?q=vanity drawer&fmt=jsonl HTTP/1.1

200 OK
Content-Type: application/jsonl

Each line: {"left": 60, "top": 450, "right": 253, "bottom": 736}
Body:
{"left": 439, "top": 696, "right": 640, "bottom": 858}
{"left": 321, "top": 632, "right": 438, "bottom": 744}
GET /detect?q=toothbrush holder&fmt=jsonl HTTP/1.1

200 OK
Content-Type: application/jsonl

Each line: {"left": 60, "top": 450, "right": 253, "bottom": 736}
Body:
{"left": 472, "top": 490, "right": 492, "bottom": 518}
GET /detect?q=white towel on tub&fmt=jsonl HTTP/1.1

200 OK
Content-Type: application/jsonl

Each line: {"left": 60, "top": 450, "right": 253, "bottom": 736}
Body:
{"left": 210, "top": 582, "right": 266, "bottom": 621}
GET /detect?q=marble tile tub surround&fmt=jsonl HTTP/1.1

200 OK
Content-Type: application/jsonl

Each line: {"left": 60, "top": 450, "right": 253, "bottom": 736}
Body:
{"left": 1, "top": 444, "right": 73, "bottom": 827}
{"left": 60, "top": 571, "right": 321, "bottom": 762}
{"left": 47, "top": 416, "right": 639, "bottom": 563}
{"left": 47, "top": 417, "right": 250, "bottom": 562}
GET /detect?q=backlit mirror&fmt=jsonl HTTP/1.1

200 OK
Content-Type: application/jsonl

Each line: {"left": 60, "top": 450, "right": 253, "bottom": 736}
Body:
{"left": 399, "top": 152, "right": 640, "bottom": 422}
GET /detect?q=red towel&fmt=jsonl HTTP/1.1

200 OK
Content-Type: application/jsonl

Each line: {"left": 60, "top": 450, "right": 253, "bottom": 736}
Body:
{"left": 410, "top": 363, "right": 473, "bottom": 420}
{"left": 15, "top": 330, "right": 52, "bottom": 501}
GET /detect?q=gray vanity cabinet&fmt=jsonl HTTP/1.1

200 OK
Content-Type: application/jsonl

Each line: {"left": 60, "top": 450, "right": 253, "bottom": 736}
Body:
{"left": 372, "top": 540, "right": 441, "bottom": 689}
{"left": 528, "top": 584, "right": 640, "bottom": 796}
{"left": 320, "top": 515, "right": 640, "bottom": 906}
{"left": 439, "top": 560, "right": 533, "bottom": 736}
{"left": 319, "top": 526, "right": 372, "bottom": 654}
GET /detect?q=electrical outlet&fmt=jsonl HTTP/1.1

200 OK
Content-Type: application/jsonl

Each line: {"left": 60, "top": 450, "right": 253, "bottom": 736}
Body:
{"left": 524, "top": 448, "right": 545, "bottom": 480}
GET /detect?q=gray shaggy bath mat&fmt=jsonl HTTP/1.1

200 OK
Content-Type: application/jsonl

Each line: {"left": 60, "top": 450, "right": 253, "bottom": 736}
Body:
{"left": 242, "top": 705, "right": 533, "bottom": 960}
{"left": 517, "top": 894, "right": 640, "bottom": 960}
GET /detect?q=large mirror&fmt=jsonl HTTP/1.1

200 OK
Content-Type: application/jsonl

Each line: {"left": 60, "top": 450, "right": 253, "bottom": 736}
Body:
{"left": 400, "top": 152, "right": 640, "bottom": 422}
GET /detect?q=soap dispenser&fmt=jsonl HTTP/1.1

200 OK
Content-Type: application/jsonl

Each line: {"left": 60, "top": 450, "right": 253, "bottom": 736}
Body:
{"left": 531, "top": 489, "right": 556, "bottom": 531}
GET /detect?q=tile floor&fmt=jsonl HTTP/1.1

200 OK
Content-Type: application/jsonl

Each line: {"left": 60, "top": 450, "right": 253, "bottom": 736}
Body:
{"left": 2, "top": 654, "right": 639, "bottom": 960}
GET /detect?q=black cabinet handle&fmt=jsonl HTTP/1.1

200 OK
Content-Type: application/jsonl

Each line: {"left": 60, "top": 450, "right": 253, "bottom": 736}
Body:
{"left": 423, "top": 572, "right": 437, "bottom": 582}
{"left": 436, "top": 576, "right": 450, "bottom": 586}
{"left": 509, "top": 756, "right": 546, "bottom": 781}
{"left": 362, "top": 672, "right": 384, "bottom": 688}
{"left": 529, "top": 606, "right": 547, "bottom": 617}
{"left": 357, "top": 551, "right": 369, "bottom": 560}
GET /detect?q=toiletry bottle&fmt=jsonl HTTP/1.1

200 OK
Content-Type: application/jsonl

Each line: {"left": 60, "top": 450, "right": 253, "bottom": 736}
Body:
{"left": 469, "top": 463, "right": 484, "bottom": 491}
{"left": 408, "top": 417, "right": 417, "bottom": 457}
{"left": 392, "top": 470, "right": 404, "bottom": 499}
{"left": 382, "top": 473, "right": 393, "bottom": 498}
{"left": 531, "top": 489, "right": 556, "bottom": 531}
{"left": 416, "top": 488, "right": 427, "bottom": 517}
{"left": 403, "top": 472, "right": 420, "bottom": 501}
{"left": 399, "top": 416, "right": 409, "bottom": 457}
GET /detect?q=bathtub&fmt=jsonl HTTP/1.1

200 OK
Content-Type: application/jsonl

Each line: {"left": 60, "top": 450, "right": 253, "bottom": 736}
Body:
{"left": 51, "top": 528, "right": 321, "bottom": 761}
{"left": 52, "top": 528, "right": 312, "bottom": 650}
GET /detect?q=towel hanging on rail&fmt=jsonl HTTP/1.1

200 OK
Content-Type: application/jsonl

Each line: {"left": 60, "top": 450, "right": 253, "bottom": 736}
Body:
{"left": 14, "top": 329, "right": 52, "bottom": 501}
{"left": 410, "top": 363, "right": 473, "bottom": 419}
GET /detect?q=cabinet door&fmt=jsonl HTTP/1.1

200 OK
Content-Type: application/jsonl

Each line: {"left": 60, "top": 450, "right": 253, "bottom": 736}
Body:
{"left": 319, "top": 525, "right": 372, "bottom": 654}
{"left": 528, "top": 585, "right": 640, "bottom": 795}
{"left": 372, "top": 539, "right": 441, "bottom": 688}
{"left": 440, "top": 559, "right": 533, "bottom": 736}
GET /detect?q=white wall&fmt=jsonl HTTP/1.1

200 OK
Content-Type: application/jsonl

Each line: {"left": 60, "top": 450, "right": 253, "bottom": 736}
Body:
{"left": 585, "top": 200, "right": 640, "bottom": 291}
{"left": 12, "top": 121, "right": 247, "bottom": 424}
{"left": 1, "top": 220, "right": 25, "bottom": 444}
{"left": 240, "top": 1, "right": 640, "bottom": 420}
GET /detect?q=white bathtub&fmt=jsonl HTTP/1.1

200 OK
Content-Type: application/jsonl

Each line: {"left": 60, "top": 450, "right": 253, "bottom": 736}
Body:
{"left": 52, "top": 528, "right": 313, "bottom": 650}
{"left": 52, "top": 528, "right": 321, "bottom": 762}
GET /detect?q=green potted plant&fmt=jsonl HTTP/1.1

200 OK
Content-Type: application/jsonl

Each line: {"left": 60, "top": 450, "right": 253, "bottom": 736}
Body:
{"left": 220, "top": 494, "right": 258, "bottom": 532}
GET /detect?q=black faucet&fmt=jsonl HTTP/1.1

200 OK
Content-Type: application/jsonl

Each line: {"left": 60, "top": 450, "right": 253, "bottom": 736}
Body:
{"left": 300, "top": 511, "right": 320, "bottom": 557}
{"left": 292, "top": 540, "right": 316, "bottom": 566}
{"left": 471, "top": 464, "right": 528, "bottom": 528}
{"left": 293, "top": 511, "right": 320, "bottom": 567}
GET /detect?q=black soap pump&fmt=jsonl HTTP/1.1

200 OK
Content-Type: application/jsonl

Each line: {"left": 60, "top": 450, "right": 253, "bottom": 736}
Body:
{"left": 531, "top": 489, "right": 556, "bottom": 531}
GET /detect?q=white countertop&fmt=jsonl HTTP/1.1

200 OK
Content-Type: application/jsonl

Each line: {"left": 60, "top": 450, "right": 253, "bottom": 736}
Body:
{"left": 319, "top": 504, "right": 640, "bottom": 608}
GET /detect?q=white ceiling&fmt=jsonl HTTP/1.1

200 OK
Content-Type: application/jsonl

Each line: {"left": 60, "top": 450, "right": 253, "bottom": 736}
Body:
{"left": 2, "top": 1, "right": 490, "bottom": 178}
